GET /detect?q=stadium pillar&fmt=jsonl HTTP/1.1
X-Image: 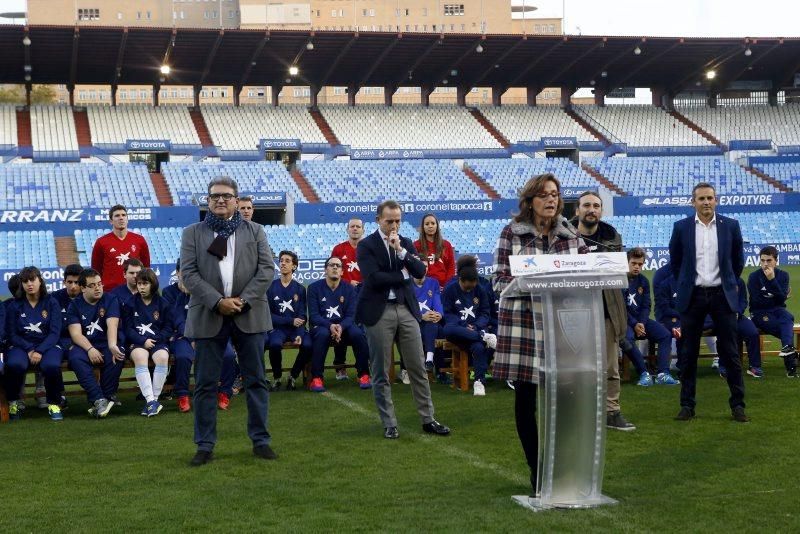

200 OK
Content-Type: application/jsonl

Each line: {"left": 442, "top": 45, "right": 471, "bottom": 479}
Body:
{"left": 491, "top": 86, "right": 506, "bottom": 106}
{"left": 233, "top": 85, "right": 241, "bottom": 107}
{"left": 593, "top": 88, "right": 606, "bottom": 107}
{"left": 310, "top": 85, "right": 320, "bottom": 107}
{"left": 153, "top": 85, "right": 160, "bottom": 106}
{"left": 526, "top": 87, "right": 539, "bottom": 106}
{"left": 384, "top": 85, "right": 396, "bottom": 106}
{"left": 651, "top": 87, "right": 667, "bottom": 108}
{"left": 271, "top": 85, "right": 281, "bottom": 106}
{"left": 456, "top": 85, "right": 471, "bottom": 107}
{"left": 707, "top": 93, "right": 717, "bottom": 108}
{"left": 110, "top": 85, "right": 117, "bottom": 106}
{"left": 768, "top": 88, "right": 779, "bottom": 106}
{"left": 67, "top": 85, "right": 75, "bottom": 107}
{"left": 193, "top": 85, "right": 201, "bottom": 108}
{"left": 347, "top": 84, "right": 358, "bottom": 106}
{"left": 421, "top": 85, "right": 433, "bottom": 106}
{"left": 25, "top": 83, "right": 32, "bottom": 107}
{"left": 560, "top": 86, "right": 575, "bottom": 108}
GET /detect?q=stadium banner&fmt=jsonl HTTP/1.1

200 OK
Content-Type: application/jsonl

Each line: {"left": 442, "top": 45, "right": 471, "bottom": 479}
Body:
{"left": 625, "top": 146, "right": 724, "bottom": 157}
{"left": 639, "top": 242, "right": 800, "bottom": 272}
{"left": 613, "top": 193, "right": 797, "bottom": 215}
{"left": 125, "top": 139, "right": 172, "bottom": 152}
{"left": 294, "top": 199, "right": 519, "bottom": 225}
{"left": 777, "top": 145, "right": 800, "bottom": 155}
{"left": 349, "top": 148, "right": 511, "bottom": 160}
{"left": 259, "top": 139, "right": 302, "bottom": 152}
{"left": 728, "top": 140, "right": 773, "bottom": 151}
{"left": 193, "top": 192, "right": 286, "bottom": 207}
{"left": 541, "top": 137, "right": 578, "bottom": 149}
{"left": 0, "top": 206, "right": 199, "bottom": 236}
{"left": 748, "top": 155, "right": 800, "bottom": 165}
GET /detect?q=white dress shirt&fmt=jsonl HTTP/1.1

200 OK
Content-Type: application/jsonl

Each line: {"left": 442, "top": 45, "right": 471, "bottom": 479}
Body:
{"left": 215, "top": 230, "right": 236, "bottom": 297}
{"left": 694, "top": 214, "right": 721, "bottom": 287}
{"left": 377, "top": 229, "right": 408, "bottom": 300}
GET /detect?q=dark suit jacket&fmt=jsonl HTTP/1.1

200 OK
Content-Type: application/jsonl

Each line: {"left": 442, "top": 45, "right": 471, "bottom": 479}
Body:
{"left": 355, "top": 230, "right": 427, "bottom": 326}
{"left": 668, "top": 213, "right": 744, "bottom": 314}
{"left": 180, "top": 220, "right": 275, "bottom": 338}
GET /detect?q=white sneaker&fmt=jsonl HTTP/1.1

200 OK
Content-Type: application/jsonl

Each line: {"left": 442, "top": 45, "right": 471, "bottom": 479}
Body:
{"left": 399, "top": 369, "right": 410, "bottom": 385}
{"left": 481, "top": 332, "right": 497, "bottom": 350}
{"left": 473, "top": 380, "right": 486, "bottom": 396}
{"left": 711, "top": 357, "right": 719, "bottom": 369}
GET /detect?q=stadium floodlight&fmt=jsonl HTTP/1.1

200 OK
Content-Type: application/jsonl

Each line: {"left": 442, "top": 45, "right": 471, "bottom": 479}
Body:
{"left": 744, "top": 47, "right": 752, "bottom": 56}
{"left": 160, "top": 65, "right": 171, "bottom": 75}
{"left": 306, "top": 41, "right": 314, "bottom": 50}
{"left": 23, "top": 65, "right": 31, "bottom": 73}
{"left": 706, "top": 70, "right": 716, "bottom": 80}
{"left": 476, "top": 44, "right": 484, "bottom": 53}
{"left": 451, "top": 69, "right": 458, "bottom": 76}
{"left": 601, "top": 71, "right": 608, "bottom": 78}
{"left": 442, "top": 79, "right": 448, "bottom": 85}
{"left": 289, "top": 65, "right": 299, "bottom": 76}
{"left": 633, "top": 46, "right": 641, "bottom": 55}
{"left": 22, "top": 35, "right": 31, "bottom": 46}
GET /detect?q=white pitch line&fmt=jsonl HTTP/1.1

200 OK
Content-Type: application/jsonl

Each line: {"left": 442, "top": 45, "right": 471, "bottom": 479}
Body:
{"left": 322, "top": 391, "right": 528, "bottom": 486}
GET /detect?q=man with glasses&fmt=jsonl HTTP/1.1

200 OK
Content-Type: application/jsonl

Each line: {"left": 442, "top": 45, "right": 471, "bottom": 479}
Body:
{"left": 92, "top": 205, "right": 150, "bottom": 291}
{"left": 306, "top": 257, "right": 371, "bottom": 392}
{"left": 180, "top": 176, "right": 276, "bottom": 466}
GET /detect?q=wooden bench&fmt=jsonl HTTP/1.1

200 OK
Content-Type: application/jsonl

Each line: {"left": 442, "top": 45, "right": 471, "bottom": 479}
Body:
{"left": 436, "top": 339, "right": 471, "bottom": 392}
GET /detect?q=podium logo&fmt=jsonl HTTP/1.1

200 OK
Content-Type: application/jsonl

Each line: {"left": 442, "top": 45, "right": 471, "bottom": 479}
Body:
{"left": 557, "top": 309, "right": 590, "bottom": 354}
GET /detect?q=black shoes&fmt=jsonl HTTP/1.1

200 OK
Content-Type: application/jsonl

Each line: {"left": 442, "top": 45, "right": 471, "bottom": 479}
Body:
{"left": 253, "top": 445, "right": 278, "bottom": 460}
{"left": 675, "top": 407, "right": 696, "bottom": 421}
{"left": 190, "top": 450, "right": 214, "bottom": 466}
{"left": 422, "top": 420, "right": 451, "bottom": 436}
{"left": 606, "top": 411, "right": 636, "bottom": 431}
{"left": 731, "top": 406, "right": 750, "bottom": 423}
{"left": 384, "top": 427, "right": 399, "bottom": 439}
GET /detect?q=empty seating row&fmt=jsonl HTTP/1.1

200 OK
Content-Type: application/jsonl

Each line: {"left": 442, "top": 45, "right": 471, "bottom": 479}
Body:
{"left": 87, "top": 104, "right": 201, "bottom": 146}
{"left": 752, "top": 159, "right": 800, "bottom": 191}
{"left": 30, "top": 105, "right": 78, "bottom": 155}
{"left": 466, "top": 157, "right": 603, "bottom": 198}
{"left": 578, "top": 105, "right": 711, "bottom": 147}
{"left": 75, "top": 227, "right": 182, "bottom": 267}
{"left": 479, "top": 105, "right": 597, "bottom": 143}
{"left": 678, "top": 104, "right": 800, "bottom": 147}
{"left": 0, "top": 105, "right": 17, "bottom": 148}
{"left": 0, "top": 231, "right": 58, "bottom": 270}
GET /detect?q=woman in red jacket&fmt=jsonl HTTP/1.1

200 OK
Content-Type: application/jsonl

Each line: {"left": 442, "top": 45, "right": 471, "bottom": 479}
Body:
{"left": 414, "top": 213, "right": 455, "bottom": 289}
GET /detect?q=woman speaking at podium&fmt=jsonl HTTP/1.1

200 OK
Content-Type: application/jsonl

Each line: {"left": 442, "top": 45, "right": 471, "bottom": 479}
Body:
{"left": 491, "top": 173, "right": 586, "bottom": 497}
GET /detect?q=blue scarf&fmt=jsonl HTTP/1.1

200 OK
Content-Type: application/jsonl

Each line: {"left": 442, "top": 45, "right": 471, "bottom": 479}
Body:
{"left": 204, "top": 210, "right": 242, "bottom": 259}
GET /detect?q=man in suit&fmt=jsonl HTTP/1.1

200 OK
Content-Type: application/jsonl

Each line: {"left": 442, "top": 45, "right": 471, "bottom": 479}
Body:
{"left": 668, "top": 182, "right": 748, "bottom": 423}
{"left": 180, "top": 176, "right": 276, "bottom": 466}
{"left": 356, "top": 200, "right": 450, "bottom": 439}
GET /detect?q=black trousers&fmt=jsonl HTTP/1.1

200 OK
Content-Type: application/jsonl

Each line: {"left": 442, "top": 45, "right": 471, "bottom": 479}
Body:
{"left": 514, "top": 381, "right": 538, "bottom": 493}
{"left": 679, "top": 286, "right": 745, "bottom": 410}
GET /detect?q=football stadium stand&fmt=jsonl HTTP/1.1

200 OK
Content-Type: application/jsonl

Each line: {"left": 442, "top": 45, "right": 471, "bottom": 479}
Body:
{"left": 30, "top": 105, "right": 78, "bottom": 158}
{"left": 202, "top": 104, "right": 328, "bottom": 151}
{"left": 0, "top": 104, "right": 17, "bottom": 148}
{"left": 752, "top": 159, "right": 800, "bottom": 191}
{"left": 579, "top": 105, "right": 712, "bottom": 147}
{"left": 0, "top": 230, "right": 58, "bottom": 269}
{"left": 320, "top": 104, "right": 501, "bottom": 149}
{"left": 86, "top": 104, "right": 201, "bottom": 148}
{"left": 161, "top": 160, "right": 305, "bottom": 206}
{"left": 298, "top": 159, "right": 485, "bottom": 203}
{"left": 478, "top": 105, "right": 597, "bottom": 143}
{"left": 75, "top": 227, "right": 183, "bottom": 267}
{"left": 677, "top": 103, "right": 800, "bottom": 147}
{"left": 0, "top": 162, "right": 157, "bottom": 210}
{"left": 465, "top": 158, "right": 603, "bottom": 198}
{"left": 585, "top": 155, "right": 776, "bottom": 196}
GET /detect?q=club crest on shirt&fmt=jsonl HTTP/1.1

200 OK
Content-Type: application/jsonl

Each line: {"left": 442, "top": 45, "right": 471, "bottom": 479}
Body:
{"left": 293, "top": 294, "right": 299, "bottom": 302}
{"left": 672, "top": 318, "right": 677, "bottom": 323}
{"left": 473, "top": 297, "right": 479, "bottom": 305}
{"left": 339, "top": 296, "right": 345, "bottom": 303}
{"left": 637, "top": 287, "right": 644, "bottom": 294}
{"left": 428, "top": 290, "right": 433, "bottom": 297}
{"left": 131, "top": 245, "right": 137, "bottom": 252}
{"left": 763, "top": 315, "right": 769, "bottom": 322}
{"left": 41, "top": 310, "right": 48, "bottom": 319}
{"left": 99, "top": 308, "right": 106, "bottom": 318}
{"left": 153, "top": 311, "right": 160, "bottom": 321}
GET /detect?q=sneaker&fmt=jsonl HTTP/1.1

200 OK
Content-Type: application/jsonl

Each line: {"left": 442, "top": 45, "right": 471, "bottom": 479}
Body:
{"left": 505, "top": 379, "right": 516, "bottom": 390}
{"left": 48, "top": 404, "right": 64, "bottom": 422}
{"left": 93, "top": 398, "right": 114, "bottom": 418}
{"left": 481, "top": 331, "right": 497, "bottom": 350}
{"left": 140, "top": 403, "right": 149, "bottom": 416}
{"left": 425, "top": 359, "right": 434, "bottom": 371}
{"left": 177, "top": 395, "right": 191, "bottom": 413}
{"left": 779, "top": 344, "right": 797, "bottom": 358}
{"left": 146, "top": 400, "right": 163, "bottom": 417}
{"left": 269, "top": 379, "right": 282, "bottom": 392}
{"left": 719, "top": 365, "right": 728, "bottom": 379}
{"left": 9, "top": 401, "right": 21, "bottom": 421}
{"left": 399, "top": 369, "right": 410, "bottom": 385}
{"left": 217, "top": 392, "right": 230, "bottom": 410}
{"left": 711, "top": 357, "right": 720, "bottom": 369}
{"left": 655, "top": 372, "right": 680, "bottom": 385}
{"left": 747, "top": 367, "right": 764, "bottom": 379}
{"left": 108, "top": 395, "right": 122, "bottom": 407}
{"left": 606, "top": 411, "right": 635, "bottom": 431}
{"left": 335, "top": 369, "right": 349, "bottom": 381}
{"left": 637, "top": 372, "right": 653, "bottom": 387}
{"left": 473, "top": 380, "right": 486, "bottom": 396}
{"left": 359, "top": 374, "right": 372, "bottom": 390}
{"left": 59, "top": 395, "right": 69, "bottom": 410}
{"left": 669, "top": 358, "right": 680, "bottom": 372}
{"left": 437, "top": 372, "right": 452, "bottom": 385}
{"left": 35, "top": 392, "right": 48, "bottom": 410}
{"left": 286, "top": 376, "right": 297, "bottom": 391}
{"left": 232, "top": 375, "right": 244, "bottom": 395}
{"left": 788, "top": 368, "right": 798, "bottom": 378}
{"left": 309, "top": 377, "right": 326, "bottom": 392}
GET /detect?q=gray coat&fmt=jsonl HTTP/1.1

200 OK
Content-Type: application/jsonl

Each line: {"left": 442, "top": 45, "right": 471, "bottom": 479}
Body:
{"left": 180, "top": 220, "right": 274, "bottom": 338}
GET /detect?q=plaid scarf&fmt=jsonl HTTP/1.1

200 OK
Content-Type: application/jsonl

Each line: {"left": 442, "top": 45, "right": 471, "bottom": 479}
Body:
{"left": 204, "top": 210, "right": 242, "bottom": 259}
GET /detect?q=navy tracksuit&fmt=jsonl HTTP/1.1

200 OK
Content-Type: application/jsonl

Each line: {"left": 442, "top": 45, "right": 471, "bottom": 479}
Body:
{"left": 162, "top": 283, "right": 236, "bottom": 398}
{"left": 748, "top": 267, "right": 795, "bottom": 372}
{"left": 266, "top": 278, "right": 311, "bottom": 380}
{"left": 307, "top": 279, "right": 369, "bottom": 379}
{"left": 109, "top": 284, "right": 138, "bottom": 352}
{"left": 441, "top": 281, "right": 493, "bottom": 382}
{"left": 734, "top": 278, "right": 762, "bottom": 369}
{"left": 66, "top": 293, "right": 124, "bottom": 403}
{"left": 413, "top": 277, "right": 445, "bottom": 368}
{"left": 625, "top": 273, "right": 672, "bottom": 374}
{"left": 124, "top": 293, "right": 174, "bottom": 353}
{"left": 4, "top": 296, "right": 64, "bottom": 404}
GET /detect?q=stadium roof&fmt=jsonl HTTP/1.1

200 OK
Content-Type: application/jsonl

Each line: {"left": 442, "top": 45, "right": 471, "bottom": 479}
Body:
{"left": 2, "top": 25, "right": 799, "bottom": 95}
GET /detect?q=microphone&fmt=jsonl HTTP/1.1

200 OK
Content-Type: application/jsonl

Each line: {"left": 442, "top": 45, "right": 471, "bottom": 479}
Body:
{"left": 560, "top": 220, "right": 611, "bottom": 251}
